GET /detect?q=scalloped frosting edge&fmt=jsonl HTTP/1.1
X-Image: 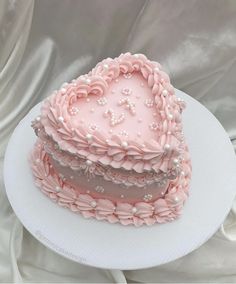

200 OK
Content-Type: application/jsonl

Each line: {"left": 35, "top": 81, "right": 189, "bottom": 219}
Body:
{"left": 29, "top": 140, "right": 192, "bottom": 227}
{"left": 35, "top": 52, "right": 187, "bottom": 174}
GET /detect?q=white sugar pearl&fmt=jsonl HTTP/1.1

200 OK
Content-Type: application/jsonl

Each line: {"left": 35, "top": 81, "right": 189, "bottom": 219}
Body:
{"left": 55, "top": 186, "right": 60, "bottom": 192}
{"left": 61, "top": 88, "right": 67, "bottom": 94}
{"left": 173, "top": 158, "right": 179, "bottom": 165}
{"left": 134, "top": 54, "right": 139, "bottom": 58}
{"left": 132, "top": 207, "right": 137, "bottom": 213}
{"left": 120, "top": 194, "right": 124, "bottom": 198}
{"left": 86, "top": 78, "right": 91, "bottom": 84}
{"left": 162, "top": 89, "right": 168, "bottom": 97}
{"left": 86, "top": 160, "right": 92, "bottom": 166}
{"left": 174, "top": 196, "right": 179, "bottom": 202}
{"left": 181, "top": 171, "right": 185, "bottom": 176}
{"left": 121, "top": 141, "right": 128, "bottom": 149}
{"left": 58, "top": 116, "right": 64, "bottom": 122}
{"left": 168, "top": 113, "right": 173, "bottom": 120}
{"left": 164, "top": 144, "right": 170, "bottom": 151}
{"left": 36, "top": 116, "right": 41, "bottom": 121}
{"left": 154, "top": 67, "right": 160, "bottom": 71}
{"left": 103, "top": 64, "right": 109, "bottom": 69}
{"left": 86, "top": 133, "right": 93, "bottom": 140}
{"left": 91, "top": 201, "right": 97, "bottom": 207}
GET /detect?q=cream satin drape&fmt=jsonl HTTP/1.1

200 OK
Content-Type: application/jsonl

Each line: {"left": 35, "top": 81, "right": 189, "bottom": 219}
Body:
{"left": 1, "top": 0, "right": 236, "bottom": 282}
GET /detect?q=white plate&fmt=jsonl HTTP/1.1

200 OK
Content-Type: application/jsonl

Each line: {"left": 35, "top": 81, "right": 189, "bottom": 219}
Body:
{"left": 4, "top": 89, "right": 236, "bottom": 270}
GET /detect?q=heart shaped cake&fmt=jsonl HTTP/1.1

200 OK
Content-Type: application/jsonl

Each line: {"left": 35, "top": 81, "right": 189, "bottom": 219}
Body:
{"left": 30, "top": 53, "right": 192, "bottom": 226}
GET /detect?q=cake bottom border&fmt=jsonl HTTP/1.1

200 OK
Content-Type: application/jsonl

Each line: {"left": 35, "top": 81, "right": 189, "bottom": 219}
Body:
{"left": 29, "top": 141, "right": 191, "bottom": 227}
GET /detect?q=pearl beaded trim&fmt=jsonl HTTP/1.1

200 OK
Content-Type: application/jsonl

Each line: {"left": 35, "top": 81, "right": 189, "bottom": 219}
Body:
{"left": 118, "top": 98, "right": 136, "bottom": 115}
{"left": 104, "top": 109, "right": 125, "bottom": 126}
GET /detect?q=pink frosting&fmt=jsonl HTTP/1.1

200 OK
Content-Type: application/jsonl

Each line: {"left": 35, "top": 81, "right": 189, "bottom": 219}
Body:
{"left": 29, "top": 141, "right": 191, "bottom": 227}
{"left": 36, "top": 53, "right": 186, "bottom": 174}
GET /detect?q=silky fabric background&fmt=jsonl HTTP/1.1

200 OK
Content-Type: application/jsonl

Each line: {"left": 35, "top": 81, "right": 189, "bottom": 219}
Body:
{"left": 1, "top": 0, "right": 236, "bottom": 282}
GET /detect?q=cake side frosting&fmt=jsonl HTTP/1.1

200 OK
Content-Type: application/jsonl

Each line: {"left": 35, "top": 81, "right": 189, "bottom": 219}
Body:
{"left": 30, "top": 140, "right": 191, "bottom": 226}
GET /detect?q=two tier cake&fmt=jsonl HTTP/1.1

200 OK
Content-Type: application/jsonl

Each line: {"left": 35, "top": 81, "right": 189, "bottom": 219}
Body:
{"left": 30, "top": 53, "right": 192, "bottom": 226}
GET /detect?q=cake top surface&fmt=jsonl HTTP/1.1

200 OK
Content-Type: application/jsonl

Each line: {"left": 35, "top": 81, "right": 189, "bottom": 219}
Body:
{"left": 36, "top": 53, "right": 186, "bottom": 174}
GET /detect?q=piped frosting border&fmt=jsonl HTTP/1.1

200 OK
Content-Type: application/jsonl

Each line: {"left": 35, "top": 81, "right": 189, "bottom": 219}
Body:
{"left": 38, "top": 53, "right": 186, "bottom": 174}
{"left": 30, "top": 140, "right": 192, "bottom": 227}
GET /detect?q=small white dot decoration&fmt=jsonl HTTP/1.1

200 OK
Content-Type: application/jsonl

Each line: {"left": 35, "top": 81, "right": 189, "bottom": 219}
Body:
{"left": 86, "top": 78, "right": 91, "bottom": 84}
{"left": 70, "top": 176, "right": 74, "bottom": 179}
{"left": 132, "top": 207, "right": 137, "bottom": 213}
{"left": 103, "top": 64, "right": 109, "bottom": 69}
{"left": 61, "top": 88, "right": 66, "bottom": 94}
{"left": 55, "top": 186, "right": 60, "bottom": 192}
{"left": 58, "top": 116, "right": 64, "bottom": 122}
{"left": 143, "top": 194, "right": 153, "bottom": 201}
{"left": 36, "top": 158, "right": 40, "bottom": 163}
{"left": 97, "top": 97, "right": 107, "bottom": 106}
{"left": 86, "top": 133, "right": 93, "bottom": 140}
{"left": 164, "top": 144, "right": 170, "bottom": 151}
{"left": 118, "top": 98, "right": 136, "bottom": 115}
{"left": 36, "top": 116, "right": 41, "bottom": 121}
{"left": 95, "top": 186, "right": 105, "bottom": 193}
{"left": 104, "top": 109, "right": 125, "bottom": 126}
{"left": 162, "top": 89, "right": 168, "bottom": 97}
{"left": 181, "top": 171, "right": 185, "bottom": 176}
{"left": 168, "top": 113, "right": 173, "bottom": 120}
{"left": 173, "top": 158, "right": 179, "bottom": 165}
{"left": 121, "top": 141, "right": 128, "bottom": 149}
{"left": 69, "top": 106, "right": 79, "bottom": 115}
{"left": 89, "top": 124, "right": 98, "bottom": 131}
{"left": 86, "top": 160, "right": 92, "bottom": 166}
{"left": 91, "top": 201, "right": 97, "bottom": 207}
{"left": 120, "top": 194, "right": 124, "bottom": 198}
{"left": 145, "top": 99, "right": 154, "bottom": 108}
{"left": 174, "top": 196, "right": 179, "bottom": 203}
{"left": 123, "top": 72, "right": 132, "bottom": 79}
{"left": 121, "top": 88, "right": 132, "bottom": 96}
{"left": 149, "top": 122, "right": 159, "bottom": 131}
{"left": 119, "top": 130, "right": 129, "bottom": 137}
{"left": 154, "top": 67, "right": 160, "bottom": 72}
